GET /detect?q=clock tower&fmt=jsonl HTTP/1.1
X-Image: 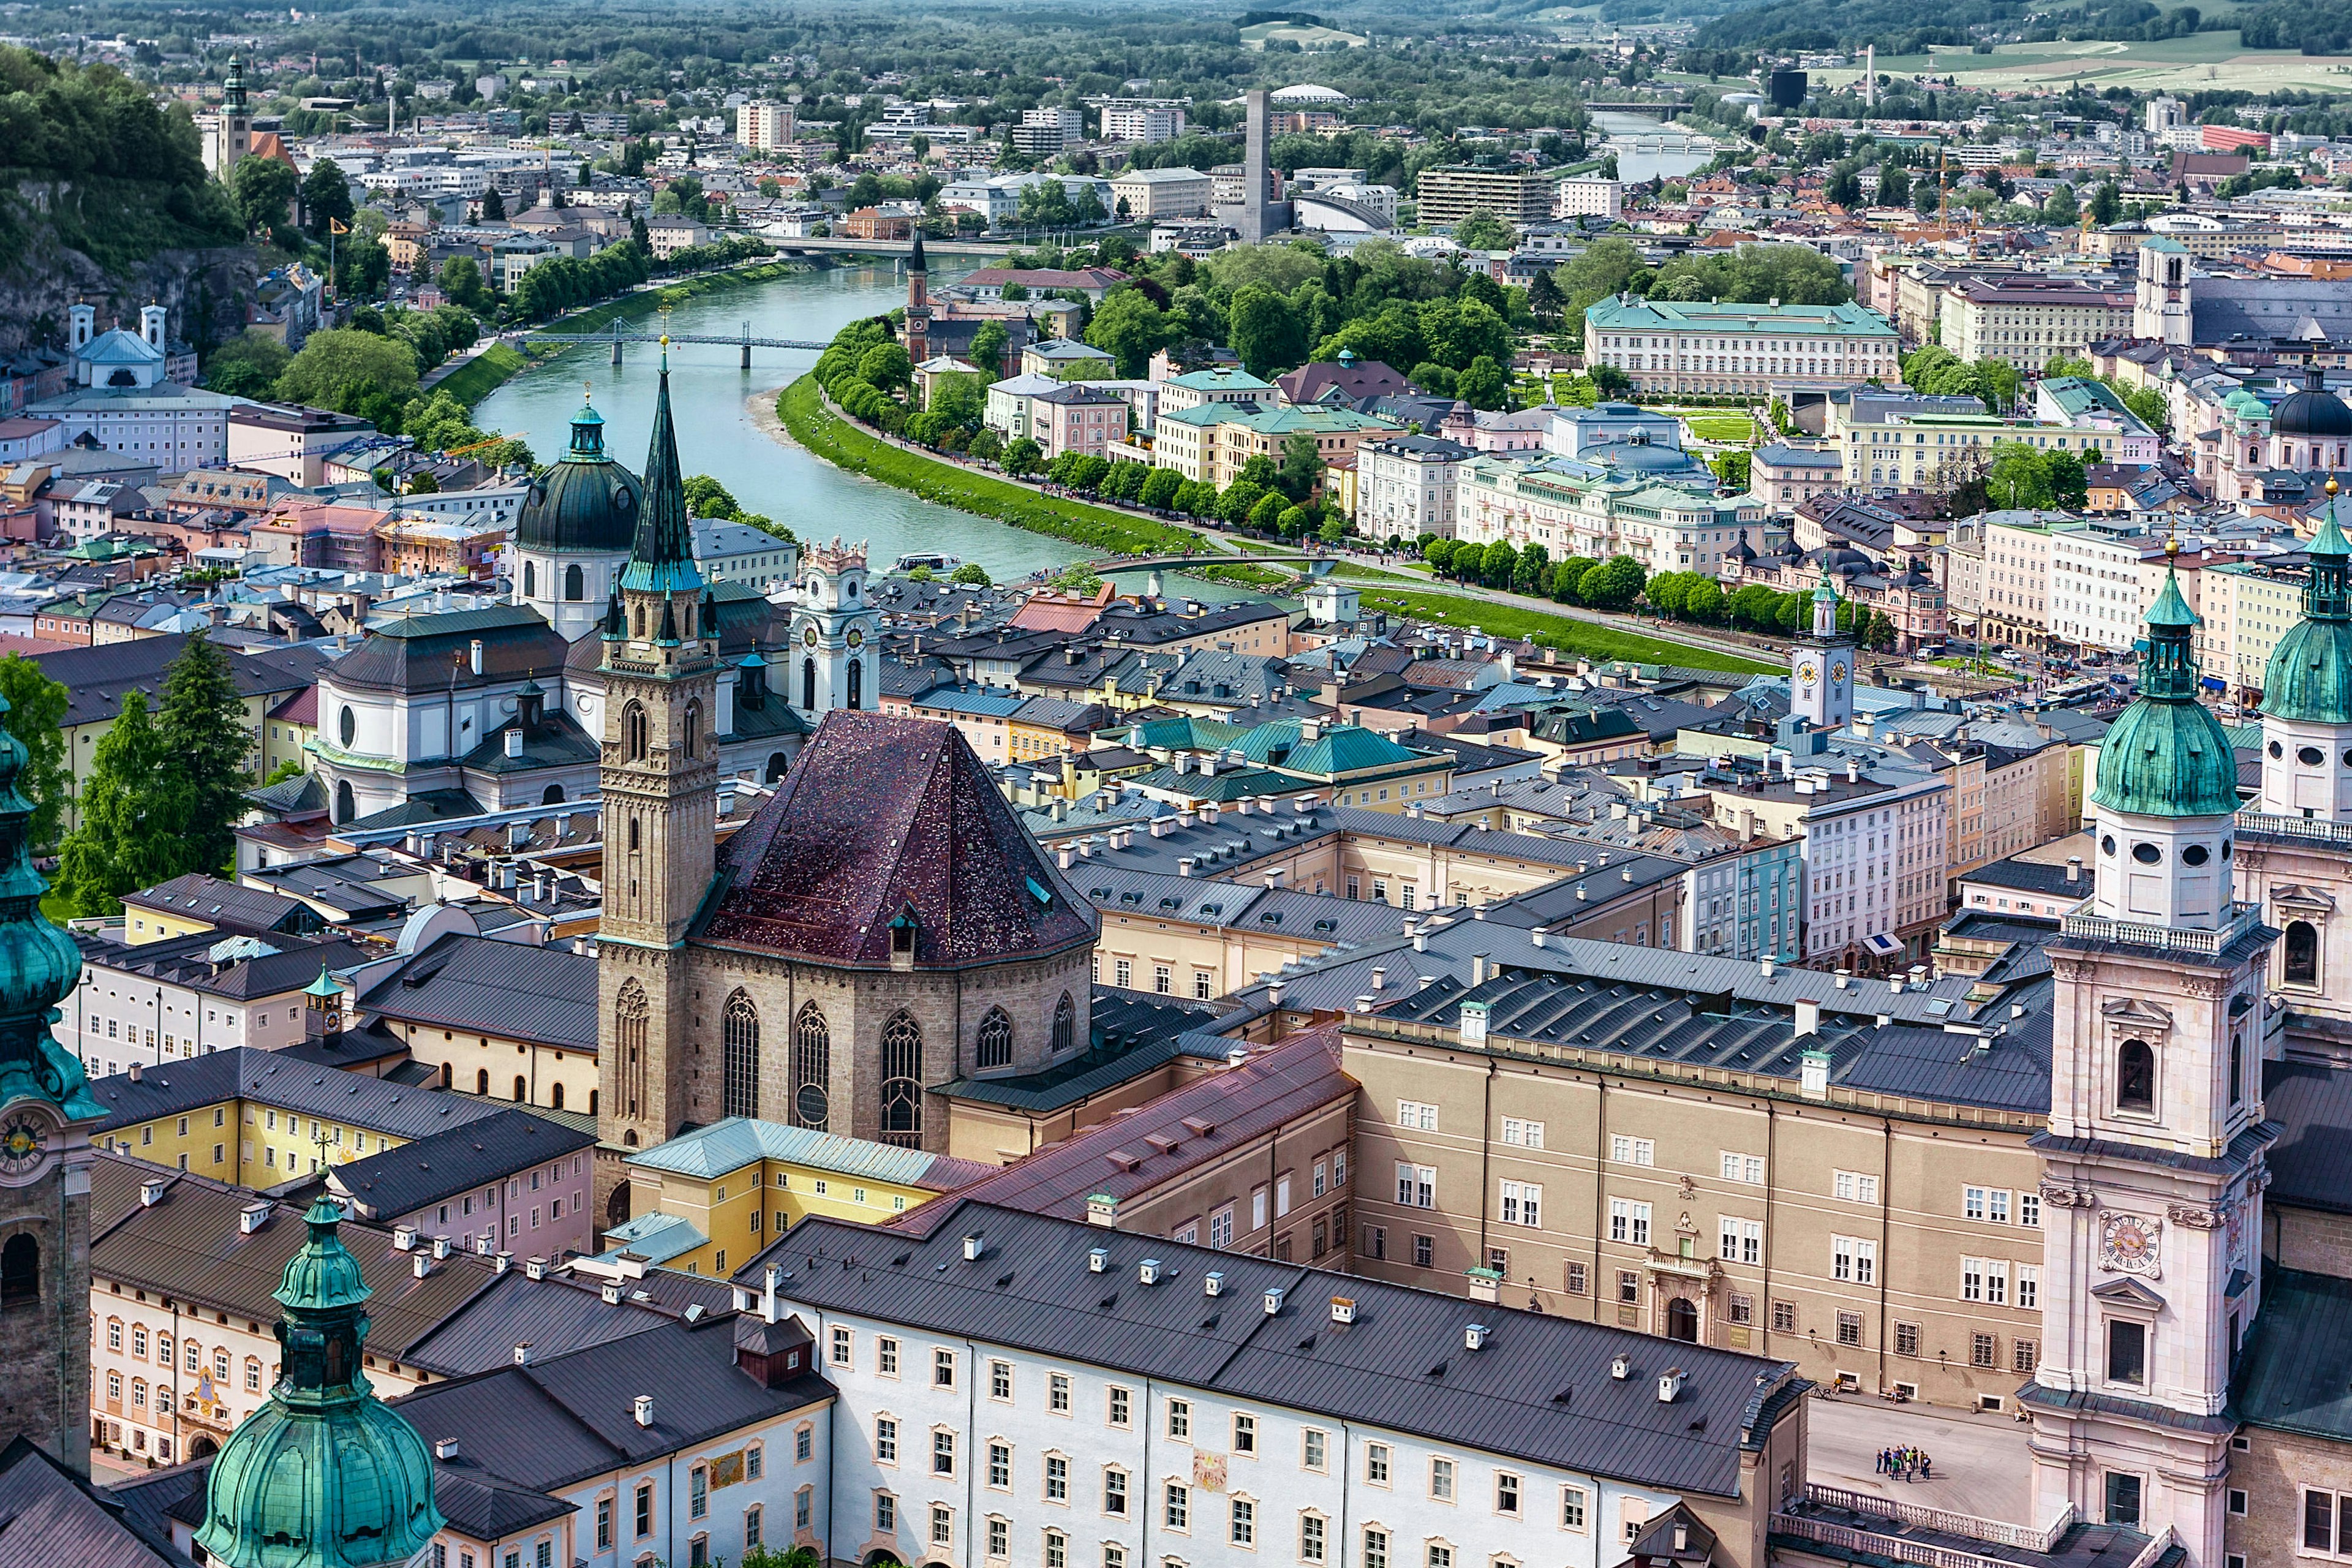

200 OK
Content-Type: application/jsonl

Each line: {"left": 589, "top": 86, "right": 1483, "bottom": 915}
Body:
{"left": 789, "top": 538, "right": 880, "bottom": 718}
{"left": 2028, "top": 554, "right": 2269, "bottom": 1568}
{"left": 0, "top": 688, "right": 105, "bottom": 1473}
{"left": 1789, "top": 570, "right": 1853, "bottom": 730}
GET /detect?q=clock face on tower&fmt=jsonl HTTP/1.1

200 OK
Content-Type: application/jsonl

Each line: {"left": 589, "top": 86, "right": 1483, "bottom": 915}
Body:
{"left": 2100, "top": 1212, "right": 2162, "bottom": 1276}
{"left": 802, "top": 625, "right": 819, "bottom": 647}
{"left": 848, "top": 628, "right": 865, "bottom": 647}
{"left": 1831, "top": 662, "right": 1849, "bottom": 684}
{"left": 1796, "top": 660, "right": 1819, "bottom": 688}
{"left": 0, "top": 1110, "right": 51, "bottom": 1184}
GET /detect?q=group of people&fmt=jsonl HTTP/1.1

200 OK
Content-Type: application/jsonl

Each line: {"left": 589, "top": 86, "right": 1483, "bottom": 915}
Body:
{"left": 1877, "top": 1447, "right": 1935, "bottom": 1482}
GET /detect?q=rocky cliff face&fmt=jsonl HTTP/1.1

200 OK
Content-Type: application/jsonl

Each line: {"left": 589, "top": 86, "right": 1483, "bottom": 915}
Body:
{"left": 0, "top": 179, "right": 258, "bottom": 354}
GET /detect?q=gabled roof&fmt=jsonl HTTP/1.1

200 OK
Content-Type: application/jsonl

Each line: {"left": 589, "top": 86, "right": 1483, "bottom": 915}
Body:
{"left": 328, "top": 1106, "right": 596, "bottom": 1221}
{"left": 625, "top": 1116, "right": 995, "bottom": 1189}
{"left": 0, "top": 1435, "right": 190, "bottom": 1568}
{"left": 696, "top": 711, "right": 1098, "bottom": 968}
{"left": 89, "top": 1047, "right": 510, "bottom": 1139}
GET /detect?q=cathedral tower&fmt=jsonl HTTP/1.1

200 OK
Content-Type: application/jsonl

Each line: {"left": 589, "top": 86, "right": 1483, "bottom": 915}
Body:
{"left": 904, "top": 229, "right": 930, "bottom": 366}
{"left": 1789, "top": 569, "right": 1853, "bottom": 730}
{"left": 2030, "top": 552, "right": 2270, "bottom": 1568}
{"left": 596, "top": 341, "right": 719, "bottom": 1180}
{"left": 0, "top": 690, "right": 104, "bottom": 1473}
{"left": 210, "top": 54, "right": 252, "bottom": 180}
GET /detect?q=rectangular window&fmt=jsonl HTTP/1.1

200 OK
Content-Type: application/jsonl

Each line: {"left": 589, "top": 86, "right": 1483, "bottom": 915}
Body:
{"left": 1046, "top": 1455, "right": 1069, "bottom": 1502}
{"left": 1720, "top": 1153, "right": 1765, "bottom": 1184}
{"left": 1619, "top": 1270, "right": 1640, "bottom": 1303}
{"left": 933, "top": 1430, "right": 957, "bottom": 1476}
{"left": 1896, "top": 1321, "right": 1921, "bottom": 1357}
{"left": 1972, "top": 1333, "right": 1999, "bottom": 1370}
{"left": 1430, "top": 1458, "right": 1455, "bottom": 1501}
{"left": 1108, "top": 1387, "right": 1131, "bottom": 1427}
{"left": 877, "top": 1336, "right": 899, "bottom": 1376}
{"left": 1414, "top": 1234, "right": 1434, "bottom": 1268}
{"left": 1230, "top": 1498, "right": 1254, "bottom": 1546}
{"left": 1232, "top": 1413, "right": 1256, "bottom": 1453}
{"left": 1396, "top": 1164, "right": 1434, "bottom": 1208}
{"left": 1211, "top": 1207, "right": 1234, "bottom": 1250}
{"left": 1396, "top": 1099, "right": 1438, "bottom": 1131}
{"left": 1565, "top": 1262, "right": 1588, "bottom": 1296}
{"left": 1833, "top": 1235, "right": 1877, "bottom": 1284}
{"left": 1501, "top": 1118, "right": 1544, "bottom": 1148}
{"left": 1837, "top": 1311, "right": 1863, "bottom": 1347}
{"left": 932, "top": 1505, "right": 954, "bottom": 1548}
{"left": 1104, "top": 1469, "right": 1128, "bottom": 1515}
{"left": 876, "top": 1419, "right": 899, "bottom": 1464}
{"left": 989, "top": 1518, "right": 1009, "bottom": 1559}
{"left": 635, "top": 1483, "right": 653, "bottom": 1538}
{"left": 2020, "top": 1192, "right": 2042, "bottom": 1227}
{"left": 1114, "top": 960, "right": 1132, "bottom": 987}
{"left": 933, "top": 1349, "right": 956, "bottom": 1388}
{"left": 988, "top": 1442, "right": 1011, "bottom": 1489}
{"left": 1366, "top": 1444, "right": 1390, "bottom": 1485}
{"left": 2015, "top": 1338, "right": 2039, "bottom": 1373}
{"left": 989, "top": 1360, "right": 1012, "bottom": 1400}
{"left": 1050, "top": 1373, "right": 1071, "bottom": 1414}
{"left": 1044, "top": 1531, "right": 1067, "bottom": 1568}
{"left": 1166, "top": 1398, "right": 1191, "bottom": 1439}
{"left": 2105, "top": 1474, "right": 2142, "bottom": 1530}
{"left": 1719, "top": 1218, "right": 1763, "bottom": 1265}
{"left": 1610, "top": 1136, "right": 1654, "bottom": 1166}
{"left": 1561, "top": 1485, "right": 1589, "bottom": 1530}
{"left": 1500, "top": 1180, "right": 1541, "bottom": 1227}
{"left": 1303, "top": 1430, "right": 1329, "bottom": 1472}
{"left": 690, "top": 1466, "right": 708, "bottom": 1520}
{"left": 1365, "top": 1529, "right": 1390, "bottom": 1568}
{"left": 2108, "top": 1321, "right": 2147, "bottom": 1385}
{"left": 1833, "top": 1170, "right": 1880, "bottom": 1204}
{"left": 1164, "top": 1483, "right": 1189, "bottom": 1531}
{"left": 1497, "top": 1473, "right": 1521, "bottom": 1516}
{"left": 1302, "top": 1515, "right": 1327, "bottom": 1562}
{"left": 1610, "top": 1199, "right": 1651, "bottom": 1245}
{"left": 2018, "top": 1265, "right": 2039, "bottom": 1310}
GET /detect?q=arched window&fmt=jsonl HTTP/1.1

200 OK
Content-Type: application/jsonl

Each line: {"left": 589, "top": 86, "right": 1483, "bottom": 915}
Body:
{"left": 440, "top": 1062, "right": 452, "bottom": 1090}
{"left": 0, "top": 1234, "right": 36, "bottom": 1307}
{"left": 793, "top": 1003, "right": 830, "bottom": 1131}
{"left": 976, "top": 1008, "right": 1014, "bottom": 1071}
{"left": 2286, "top": 920, "right": 2320, "bottom": 987}
{"left": 617, "top": 981, "right": 649, "bottom": 1121}
{"left": 523, "top": 560, "right": 536, "bottom": 598}
{"left": 766, "top": 752, "right": 789, "bottom": 783}
{"left": 542, "top": 784, "right": 565, "bottom": 805}
{"left": 628, "top": 817, "right": 641, "bottom": 853}
{"left": 588, "top": 1088, "right": 598, "bottom": 1117}
{"left": 623, "top": 702, "right": 648, "bottom": 763}
{"left": 513, "top": 1075, "right": 527, "bottom": 1102}
{"left": 846, "top": 658, "right": 863, "bottom": 712}
{"left": 684, "top": 701, "right": 703, "bottom": 761}
{"left": 1051, "top": 992, "right": 1077, "bottom": 1055}
{"left": 2229, "top": 1031, "right": 2244, "bottom": 1110}
{"left": 565, "top": 564, "right": 585, "bottom": 601}
{"left": 880, "top": 1012, "right": 923, "bottom": 1147}
{"left": 802, "top": 657, "right": 816, "bottom": 712}
{"left": 551, "top": 1082, "right": 565, "bottom": 1111}
{"left": 723, "top": 992, "right": 760, "bottom": 1120}
{"left": 2117, "top": 1038, "right": 2155, "bottom": 1115}
{"left": 334, "top": 780, "right": 355, "bottom": 825}
{"left": 475, "top": 1068, "right": 489, "bottom": 1095}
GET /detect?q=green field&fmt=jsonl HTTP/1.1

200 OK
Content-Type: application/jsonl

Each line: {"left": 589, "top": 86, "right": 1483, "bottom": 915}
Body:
{"left": 1352, "top": 586, "right": 1778, "bottom": 674}
{"left": 432, "top": 342, "right": 530, "bottom": 407}
{"left": 777, "top": 376, "right": 1205, "bottom": 557}
{"left": 1828, "top": 34, "right": 2352, "bottom": 93}
{"left": 1238, "top": 20, "right": 1366, "bottom": 47}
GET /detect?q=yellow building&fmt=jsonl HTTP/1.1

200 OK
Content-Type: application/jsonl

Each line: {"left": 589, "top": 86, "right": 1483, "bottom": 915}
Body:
{"left": 595, "top": 1118, "right": 995, "bottom": 1278}
{"left": 88, "top": 1044, "right": 513, "bottom": 1186}
{"left": 2211, "top": 559, "right": 2306, "bottom": 699}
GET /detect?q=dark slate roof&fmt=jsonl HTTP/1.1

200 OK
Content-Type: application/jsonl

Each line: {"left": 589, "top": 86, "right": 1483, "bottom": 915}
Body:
{"left": 935, "top": 989, "right": 1235, "bottom": 1110}
{"left": 89, "top": 1047, "right": 509, "bottom": 1139}
{"left": 328, "top": 1106, "right": 597, "bottom": 1221}
{"left": 356, "top": 933, "right": 597, "bottom": 1052}
{"left": 2261, "top": 1058, "right": 2352, "bottom": 1215}
{"left": 122, "top": 873, "right": 322, "bottom": 937}
{"left": 325, "top": 605, "right": 570, "bottom": 696}
{"left": 0, "top": 1436, "right": 190, "bottom": 1568}
{"left": 96, "top": 1460, "right": 208, "bottom": 1566}
{"left": 396, "top": 1268, "right": 674, "bottom": 1379}
{"left": 389, "top": 1319, "right": 832, "bottom": 1494}
{"left": 747, "top": 1202, "right": 1800, "bottom": 1499}
{"left": 696, "top": 710, "right": 1098, "bottom": 969}
{"left": 34, "top": 634, "right": 326, "bottom": 729}
{"left": 2233, "top": 1265, "right": 2352, "bottom": 1441}
{"left": 76, "top": 931, "right": 371, "bottom": 1003}
{"left": 1960, "top": 854, "right": 2096, "bottom": 898}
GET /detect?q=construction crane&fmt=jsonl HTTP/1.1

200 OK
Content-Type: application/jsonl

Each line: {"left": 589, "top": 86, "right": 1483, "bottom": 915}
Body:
{"left": 442, "top": 434, "right": 519, "bottom": 459}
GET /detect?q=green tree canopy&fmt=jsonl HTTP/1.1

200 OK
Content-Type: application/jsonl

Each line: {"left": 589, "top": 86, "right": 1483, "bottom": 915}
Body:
{"left": 55, "top": 692, "right": 183, "bottom": 916}
{"left": 301, "top": 156, "right": 355, "bottom": 238}
{"left": 157, "top": 633, "right": 251, "bottom": 877}
{"left": 232, "top": 155, "right": 299, "bottom": 238}
{"left": 0, "top": 657, "right": 68, "bottom": 850}
{"left": 201, "top": 331, "right": 292, "bottom": 398}
{"left": 273, "top": 329, "right": 420, "bottom": 427}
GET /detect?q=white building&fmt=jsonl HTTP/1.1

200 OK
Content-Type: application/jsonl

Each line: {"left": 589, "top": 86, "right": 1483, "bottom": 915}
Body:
{"left": 1553, "top": 176, "right": 1624, "bottom": 221}
{"left": 694, "top": 518, "right": 800, "bottom": 590}
{"left": 1012, "top": 107, "right": 1085, "bottom": 158}
{"left": 745, "top": 1204, "right": 1804, "bottom": 1568}
{"left": 1099, "top": 102, "right": 1188, "bottom": 144}
{"left": 2049, "top": 524, "right": 2160, "bottom": 653}
{"left": 1356, "top": 434, "right": 1473, "bottom": 540}
{"left": 29, "top": 303, "right": 236, "bottom": 469}
{"left": 739, "top": 102, "right": 797, "bottom": 152}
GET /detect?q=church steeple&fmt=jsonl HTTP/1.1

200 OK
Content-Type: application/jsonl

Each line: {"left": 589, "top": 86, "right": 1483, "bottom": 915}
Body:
{"left": 1789, "top": 568, "right": 1853, "bottom": 730}
{"left": 622, "top": 341, "right": 704, "bottom": 599}
{"left": 196, "top": 1197, "right": 445, "bottom": 1568}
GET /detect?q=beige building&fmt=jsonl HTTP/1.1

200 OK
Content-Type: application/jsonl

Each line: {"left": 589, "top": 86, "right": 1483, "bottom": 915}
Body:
{"left": 1415, "top": 166, "right": 1553, "bottom": 226}
{"left": 1937, "top": 275, "right": 2135, "bottom": 372}
{"left": 1108, "top": 166, "right": 1214, "bottom": 221}
{"left": 1584, "top": 298, "right": 1901, "bottom": 399}
{"left": 1983, "top": 513, "right": 2057, "bottom": 649}
{"left": 1553, "top": 175, "right": 1623, "bottom": 221}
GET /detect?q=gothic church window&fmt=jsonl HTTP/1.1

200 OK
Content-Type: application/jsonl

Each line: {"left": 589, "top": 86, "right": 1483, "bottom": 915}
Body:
{"left": 684, "top": 702, "right": 703, "bottom": 761}
{"left": 524, "top": 561, "right": 536, "bottom": 598}
{"left": 2286, "top": 920, "right": 2320, "bottom": 987}
{"left": 617, "top": 981, "right": 650, "bottom": 1120}
{"left": 723, "top": 992, "right": 760, "bottom": 1120}
{"left": 1052, "top": 992, "right": 1077, "bottom": 1055}
{"left": 793, "top": 1003, "right": 831, "bottom": 1130}
{"left": 976, "top": 1008, "right": 1014, "bottom": 1071}
{"left": 624, "top": 703, "right": 649, "bottom": 763}
{"left": 881, "top": 1012, "right": 923, "bottom": 1147}
{"left": 2116, "top": 1039, "right": 2155, "bottom": 1115}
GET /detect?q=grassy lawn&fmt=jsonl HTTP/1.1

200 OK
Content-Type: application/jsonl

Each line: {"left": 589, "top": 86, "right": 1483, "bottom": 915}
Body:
{"left": 1680, "top": 413, "right": 1757, "bottom": 444}
{"left": 1353, "top": 586, "right": 1777, "bottom": 674}
{"left": 777, "top": 376, "right": 1205, "bottom": 558}
{"left": 432, "top": 342, "right": 530, "bottom": 407}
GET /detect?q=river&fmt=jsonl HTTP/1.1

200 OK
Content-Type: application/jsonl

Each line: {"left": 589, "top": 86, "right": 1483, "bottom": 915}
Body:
{"left": 1590, "top": 111, "right": 1721, "bottom": 187}
{"left": 474, "top": 260, "right": 1264, "bottom": 600}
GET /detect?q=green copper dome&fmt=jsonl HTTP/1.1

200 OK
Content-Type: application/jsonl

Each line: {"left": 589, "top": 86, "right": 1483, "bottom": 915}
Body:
{"left": 2263, "top": 507, "right": 2352, "bottom": 725}
{"left": 197, "top": 1197, "right": 445, "bottom": 1568}
{"left": 0, "top": 693, "right": 101, "bottom": 1123}
{"left": 2094, "top": 565, "right": 2241, "bottom": 818}
{"left": 514, "top": 394, "right": 643, "bottom": 556}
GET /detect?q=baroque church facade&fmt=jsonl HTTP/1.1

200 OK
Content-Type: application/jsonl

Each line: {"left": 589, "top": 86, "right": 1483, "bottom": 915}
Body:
{"left": 592, "top": 349, "right": 1098, "bottom": 1223}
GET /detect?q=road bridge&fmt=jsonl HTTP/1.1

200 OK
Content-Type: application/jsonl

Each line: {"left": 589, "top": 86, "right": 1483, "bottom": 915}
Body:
{"left": 516, "top": 320, "right": 828, "bottom": 368}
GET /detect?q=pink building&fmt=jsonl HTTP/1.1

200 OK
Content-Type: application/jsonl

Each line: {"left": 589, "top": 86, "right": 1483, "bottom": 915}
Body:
{"left": 1033, "top": 382, "right": 1127, "bottom": 459}
{"left": 326, "top": 1104, "right": 598, "bottom": 1263}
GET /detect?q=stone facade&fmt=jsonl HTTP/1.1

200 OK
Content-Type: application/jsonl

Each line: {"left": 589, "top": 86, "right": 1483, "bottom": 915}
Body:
{"left": 3, "top": 1152, "right": 92, "bottom": 1469}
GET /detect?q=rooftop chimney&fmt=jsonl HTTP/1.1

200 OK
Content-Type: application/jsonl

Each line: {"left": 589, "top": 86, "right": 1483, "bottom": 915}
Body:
{"left": 239, "top": 1202, "right": 271, "bottom": 1235}
{"left": 512, "top": 1342, "right": 532, "bottom": 1365}
{"left": 139, "top": 1178, "right": 165, "bottom": 1208}
{"left": 633, "top": 1394, "right": 654, "bottom": 1428}
{"left": 434, "top": 1437, "right": 458, "bottom": 1460}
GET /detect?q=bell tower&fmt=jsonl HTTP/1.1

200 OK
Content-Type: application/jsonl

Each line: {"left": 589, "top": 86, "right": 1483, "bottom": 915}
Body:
{"left": 596, "top": 339, "right": 719, "bottom": 1178}
{"left": 905, "top": 229, "right": 930, "bottom": 366}
{"left": 1789, "top": 570, "right": 1853, "bottom": 730}
{"left": 2030, "top": 551, "right": 2271, "bottom": 1568}
{"left": 789, "top": 538, "right": 880, "bottom": 718}
{"left": 211, "top": 53, "right": 252, "bottom": 180}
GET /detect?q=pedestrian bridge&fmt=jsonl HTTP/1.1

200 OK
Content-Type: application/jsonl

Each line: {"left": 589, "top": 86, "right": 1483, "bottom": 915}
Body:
{"left": 517, "top": 320, "right": 827, "bottom": 366}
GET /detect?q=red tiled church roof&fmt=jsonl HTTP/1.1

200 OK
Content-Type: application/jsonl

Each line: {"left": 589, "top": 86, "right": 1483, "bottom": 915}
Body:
{"left": 695, "top": 710, "right": 1098, "bottom": 968}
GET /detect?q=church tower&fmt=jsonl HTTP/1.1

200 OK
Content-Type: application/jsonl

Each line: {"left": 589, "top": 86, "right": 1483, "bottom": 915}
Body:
{"left": 1789, "top": 570, "right": 1853, "bottom": 730}
{"left": 904, "top": 230, "right": 930, "bottom": 366}
{"left": 596, "top": 340, "right": 719, "bottom": 1177}
{"left": 211, "top": 53, "right": 252, "bottom": 180}
{"left": 0, "top": 689, "right": 104, "bottom": 1474}
{"left": 789, "top": 538, "right": 880, "bottom": 718}
{"left": 2234, "top": 486, "right": 2352, "bottom": 1024}
{"left": 2030, "top": 551, "right": 2269, "bottom": 1568}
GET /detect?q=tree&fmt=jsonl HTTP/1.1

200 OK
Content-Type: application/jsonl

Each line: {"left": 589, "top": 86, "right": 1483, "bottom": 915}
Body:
{"left": 1874, "top": 165, "right": 1910, "bottom": 208}
{"left": 1219, "top": 481, "right": 1268, "bottom": 526}
{"left": 1713, "top": 450, "right": 1752, "bottom": 491}
{"left": 1423, "top": 538, "right": 1457, "bottom": 576}
{"left": 2042, "top": 447, "right": 2089, "bottom": 510}
{"left": 1320, "top": 513, "right": 1349, "bottom": 544}
{"left": 2040, "top": 183, "right": 2079, "bottom": 226}
{"left": 1276, "top": 431, "right": 1324, "bottom": 502}
{"left": 301, "top": 156, "right": 355, "bottom": 238}
{"left": 951, "top": 562, "right": 992, "bottom": 586}
{"left": 55, "top": 693, "right": 184, "bottom": 916}
{"left": 1227, "top": 284, "right": 1305, "bottom": 379}
{"left": 1085, "top": 289, "right": 1171, "bottom": 379}
{"left": 232, "top": 155, "right": 299, "bottom": 238}
{"left": 337, "top": 236, "right": 390, "bottom": 300}
{"left": 157, "top": 634, "right": 251, "bottom": 877}
{"left": 1246, "top": 491, "right": 1287, "bottom": 532}
{"left": 1001, "top": 437, "right": 1042, "bottom": 477}
{"left": 1986, "top": 442, "right": 2054, "bottom": 510}
{"left": 274, "top": 330, "right": 420, "bottom": 426}
{"left": 1528, "top": 269, "right": 1566, "bottom": 324}
{"left": 479, "top": 184, "right": 507, "bottom": 222}
{"left": 2088, "top": 180, "right": 2122, "bottom": 227}
{"left": 1455, "top": 355, "right": 1507, "bottom": 411}
{"left": 202, "top": 331, "right": 292, "bottom": 398}
{"left": 1140, "top": 467, "right": 1183, "bottom": 511}
{"left": 968, "top": 320, "right": 1010, "bottom": 374}
{"left": 858, "top": 342, "right": 913, "bottom": 394}
{"left": 1580, "top": 556, "right": 1648, "bottom": 612}
{"left": 437, "top": 255, "right": 491, "bottom": 311}
{"left": 1551, "top": 556, "right": 1597, "bottom": 605}
{"left": 1452, "top": 209, "right": 1517, "bottom": 251}
{"left": 1480, "top": 540, "right": 1518, "bottom": 590}
{"left": 1684, "top": 578, "right": 1725, "bottom": 624}
{"left": 0, "top": 657, "right": 67, "bottom": 850}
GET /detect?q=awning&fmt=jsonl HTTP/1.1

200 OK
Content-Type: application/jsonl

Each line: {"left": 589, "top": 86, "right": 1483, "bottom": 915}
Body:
{"left": 1861, "top": 932, "right": 1904, "bottom": 959}
{"left": 2202, "top": 676, "right": 2226, "bottom": 692}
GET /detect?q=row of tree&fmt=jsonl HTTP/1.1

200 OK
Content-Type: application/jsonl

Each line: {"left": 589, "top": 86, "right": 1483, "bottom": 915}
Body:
{"left": 1420, "top": 540, "right": 1649, "bottom": 611}
{"left": 1648, "top": 572, "right": 1900, "bottom": 647}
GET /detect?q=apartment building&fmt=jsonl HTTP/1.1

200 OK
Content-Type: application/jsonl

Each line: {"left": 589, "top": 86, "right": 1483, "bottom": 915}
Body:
{"left": 1937, "top": 276, "right": 2135, "bottom": 372}
{"left": 1455, "top": 453, "right": 1765, "bottom": 576}
{"left": 738, "top": 101, "right": 796, "bottom": 152}
{"left": 1416, "top": 167, "right": 1553, "bottom": 227}
{"left": 1700, "top": 764, "right": 1949, "bottom": 968}
{"left": 1553, "top": 175, "right": 1624, "bottom": 221}
{"left": 1107, "top": 166, "right": 1213, "bottom": 221}
{"left": 1982, "top": 512, "right": 2059, "bottom": 650}
{"left": 1583, "top": 300, "right": 1901, "bottom": 398}
{"left": 1098, "top": 102, "right": 1188, "bottom": 144}
{"left": 2048, "top": 524, "right": 2163, "bottom": 652}
{"left": 1355, "top": 434, "right": 1472, "bottom": 540}
{"left": 2209, "top": 557, "right": 2308, "bottom": 699}
{"left": 1832, "top": 390, "right": 2154, "bottom": 497}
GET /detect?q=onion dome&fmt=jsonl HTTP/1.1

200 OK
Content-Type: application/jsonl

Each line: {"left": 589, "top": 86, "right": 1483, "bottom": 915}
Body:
{"left": 2225, "top": 389, "right": 2269, "bottom": 423}
{"left": 2094, "top": 550, "right": 2240, "bottom": 818}
{"left": 196, "top": 1196, "right": 445, "bottom": 1568}
{"left": 0, "top": 692, "right": 100, "bottom": 1121}
{"left": 514, "top": 393, "right": 643, "bottom": 556}
{"left": 2263, "top": 486, "right": 2352, "bottom": 725}
{"left": 2273, "top": 363, "right": 2352, "bottom": 440}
